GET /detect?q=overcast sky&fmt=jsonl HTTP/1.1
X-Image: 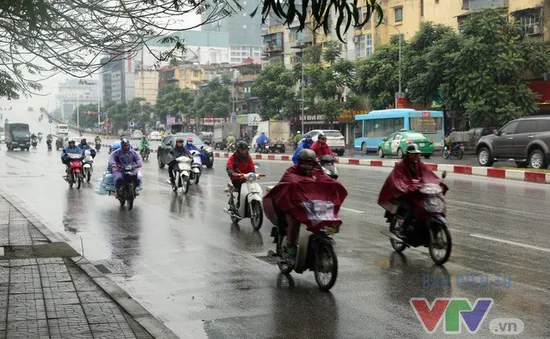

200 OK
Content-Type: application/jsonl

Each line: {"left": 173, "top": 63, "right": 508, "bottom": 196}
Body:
{"left": 0, "top": 11, "right": 202, "bottom": 115}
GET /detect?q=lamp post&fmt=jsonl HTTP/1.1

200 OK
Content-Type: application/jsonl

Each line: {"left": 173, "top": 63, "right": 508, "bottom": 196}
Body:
{"left": 287, "top": 44, "right": 305, "bottom": 133}
{"left": 381, "top": 20, "right": 403, "bottom": 108}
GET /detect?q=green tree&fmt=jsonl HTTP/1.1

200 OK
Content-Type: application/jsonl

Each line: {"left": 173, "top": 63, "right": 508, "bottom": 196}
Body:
{"left": 193, "top": 78, "right": 232, "bottom": 119}
{"left": 252, "top": 63, "right": 298, "bottom": 120}
{"left": 354, "top": 37, "right": 405, "bottom": 109}
{"left": 404, "top": 22, "right": 458, "bottom": 107}
{"left": 443, "top": 8, "right": 550, "bottom": 126}
{"left": 71, "top": 103, "right": 101, "bottom": 129}
{"left": 155, "top": 85, "right": 195, "bottom": 123}
{"left": 322, "top": 41, "right": 342, "bottom": 65}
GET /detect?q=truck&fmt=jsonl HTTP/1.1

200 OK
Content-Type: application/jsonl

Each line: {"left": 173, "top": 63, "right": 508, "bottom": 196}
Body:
{"left": 5, "top": 122, "right": 31, "bottom": 151}
{"left": 213, "top": 122, "right": 240, "bottom": 150}
{"left": 252, "top": 121, "right": 291, "bottom": 153}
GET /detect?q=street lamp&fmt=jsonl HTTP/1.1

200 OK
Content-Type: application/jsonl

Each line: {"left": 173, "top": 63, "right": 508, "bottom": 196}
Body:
{"left": 288, "top": 43, "right": 306, "bottom": 133}
{"left": 381, "top": 20, "right": 403, "bottom": 108}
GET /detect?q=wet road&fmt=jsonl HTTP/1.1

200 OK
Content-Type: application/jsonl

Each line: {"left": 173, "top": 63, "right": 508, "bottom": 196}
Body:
{"left": 1, "top": 114, "right": 549, "bottom": 338}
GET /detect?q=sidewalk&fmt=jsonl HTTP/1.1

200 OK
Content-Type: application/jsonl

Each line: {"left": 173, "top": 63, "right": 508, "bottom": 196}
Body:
{"left": 0, "top": 192, "right": 179, "bottom": 339}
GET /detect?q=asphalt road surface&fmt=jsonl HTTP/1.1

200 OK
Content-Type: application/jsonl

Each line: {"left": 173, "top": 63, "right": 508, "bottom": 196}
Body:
{"left": 0, "top": 111, "right": 548, "bottom": 338}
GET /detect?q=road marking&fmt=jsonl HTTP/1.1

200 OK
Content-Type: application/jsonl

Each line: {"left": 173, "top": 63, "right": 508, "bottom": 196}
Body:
{"left": 341, "top": 207, "right": 365, "bottom": 214}
{"left": 470, "top": 233, "right": 550, "bottom": 253}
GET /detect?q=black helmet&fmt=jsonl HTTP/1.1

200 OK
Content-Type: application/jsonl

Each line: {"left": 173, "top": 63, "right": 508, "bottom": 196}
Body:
{"left": 237, "top": 140, "right": 249, "bottom": 149}
{"left": 317, "top": 132, "right": 326, "bottom": 139}
{"left": 80, "top": 138, "right": 86, "bottom": 144}
{"left": 120, "top": 138, "right": 130, "bottom": 147}
{"left": 406, "top": 144, "right": 421, "bottom": 154}
{"left": 298, "top": 149, "right": 316, "bottom": 164}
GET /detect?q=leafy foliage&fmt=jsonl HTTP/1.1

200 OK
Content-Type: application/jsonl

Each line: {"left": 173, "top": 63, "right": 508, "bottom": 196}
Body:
{"left": 193, "top": 78, "right": 232, "bottom": 118}
{"left": 252, "top": 63, "right": 298, "bottom": 120}
{"left": 155, "top": 85, "right": 195, "bottom": 123}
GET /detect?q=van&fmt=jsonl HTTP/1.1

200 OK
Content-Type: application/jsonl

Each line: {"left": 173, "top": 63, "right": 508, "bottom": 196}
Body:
{"left": 56, "top": 124, "right": 69, "bottom": 135}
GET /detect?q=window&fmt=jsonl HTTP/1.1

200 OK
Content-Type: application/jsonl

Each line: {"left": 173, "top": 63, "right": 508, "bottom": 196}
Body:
{"left": 500, "top": 121, "right": 518, "bottom": 135}
{"left": 365, "top": 34, "right": 372, "bottom": 56}
{"left": 515, "top": 120, "right": 536, "bottom": 134}
{"left": 193, "top": 71, "right": 199, "bottom": 77}
{"left": 410, "top": 117, "right": 443, "bottom": 133}
{"left": 366, "top": 118, "right": 404, "bottom": 138}
{"left": 517, "top": 11, "right": 543, "bottom": 35}
{"left": 355, "top": 34, "right": 372, "bottom": 58}
{"left": 534, "top": 120, "right": 550, "bottom": 133}
{"left": 394, "top": 7, "right": 403, "bottom": 22}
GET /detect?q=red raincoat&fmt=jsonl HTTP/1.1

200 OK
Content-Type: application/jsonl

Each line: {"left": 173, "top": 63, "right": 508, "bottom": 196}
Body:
{"left": 264, "top": 165, "right": 348, "bottom": 232}
{"left": 378, "top": 159, "right": 445, "bottom": 220}
{"left": 310, "top": 141, "right": 334, "bottom": 158}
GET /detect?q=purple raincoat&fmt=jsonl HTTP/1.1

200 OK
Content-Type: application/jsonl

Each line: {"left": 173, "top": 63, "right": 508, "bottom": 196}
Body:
{"left": 108, "top": 149, "right": 143, "bottom": 189}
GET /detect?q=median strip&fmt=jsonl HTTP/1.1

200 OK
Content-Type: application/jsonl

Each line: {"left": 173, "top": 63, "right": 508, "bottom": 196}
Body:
{"left": 213, "top": 152, "right": 550, "bottom": 185}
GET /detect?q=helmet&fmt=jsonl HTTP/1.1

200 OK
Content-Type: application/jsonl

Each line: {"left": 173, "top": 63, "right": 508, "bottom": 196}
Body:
{"left": 175, "top": 138, "right": 184, "bottom": 145}
{"left": 120, "top": 138, "right": 130, "bottom": 147}
{"left": 68, "top": 138, "right": 76, "bottom": 144}
{"left": 187, "top": 136, "right": 194, "bottom": 143}
{"left": 317, "top": 132, "right": 326, "bottom": 139}
{"left": 297, "top": 149, "right": 316, "bottom": 164}
{"left": 406, "top": 144, "right": 422, "bottom": 154}
{"left": 305, "top": 134, "right": 312, "bottom": 139}
{"left": 237, "top": 140, "right": 249, "bottom": 149}
{"left": 80, "top": 138, "right": 86, "bottom": 144}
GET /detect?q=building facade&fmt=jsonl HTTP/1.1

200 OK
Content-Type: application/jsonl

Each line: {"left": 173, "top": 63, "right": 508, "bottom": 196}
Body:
{"left": 100, "top": 48, "right": 135, "bottom": 103}
{"left": 56, "top": 79, "right": 100, "bottom": 122}
{"left": 134, "top": 71, "right": 159, "bottom": 104}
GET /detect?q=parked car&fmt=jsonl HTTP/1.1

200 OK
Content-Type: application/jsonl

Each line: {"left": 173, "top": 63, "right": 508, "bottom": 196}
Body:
{"left": 157, "top": 133, "right": 214, "bottom": 169}
{"left": 377, "top": 130, "right": 434, "bottom": 159}
{"left": 148, "top": 131, "right": 162, "bottom": 141}
{"left": 131, "top": 130, "right": 143, "bottom": 140}
{"left": 308, "top": 129, "right": 346, "bottom": 156}
{"left": 476, "top": 116, "right": 550, "bottom": 169}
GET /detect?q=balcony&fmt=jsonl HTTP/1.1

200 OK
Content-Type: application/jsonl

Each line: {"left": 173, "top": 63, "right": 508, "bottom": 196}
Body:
{"left": 263, "top": 32, "right": 284, "bottom": 53}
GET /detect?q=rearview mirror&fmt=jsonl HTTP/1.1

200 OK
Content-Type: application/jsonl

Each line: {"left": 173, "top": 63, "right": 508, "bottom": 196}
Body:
{"left": 442, "top": 170, "right": 447, "bottom": 179}
{"left": 382, "top": 137, "right": 387, "bottom": 141}
{"left": 200, "top": 145, "right": 204, "bottom": 150}
{"left": 493, "top": 129, "right": 499, "bottom": 136}
{"left": 255, "top": 164, "right": 260, "bottom": 168}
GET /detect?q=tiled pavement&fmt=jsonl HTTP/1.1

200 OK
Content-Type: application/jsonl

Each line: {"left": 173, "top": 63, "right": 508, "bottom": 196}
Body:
{"left": 0, "top": 196, "right": 169, "bottom": 339}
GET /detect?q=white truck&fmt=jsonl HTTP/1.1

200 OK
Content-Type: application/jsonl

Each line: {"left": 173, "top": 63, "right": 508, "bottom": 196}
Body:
{"left": 213, "top": 123, "right": 240, "bottom": 150}
{"left": 252, "top": 121, "right": 290, "bottom": 153}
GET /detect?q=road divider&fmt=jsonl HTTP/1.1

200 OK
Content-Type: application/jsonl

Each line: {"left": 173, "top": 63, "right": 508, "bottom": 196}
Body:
{"left": 211, "top": 152, "right": 550, "bottom": 185}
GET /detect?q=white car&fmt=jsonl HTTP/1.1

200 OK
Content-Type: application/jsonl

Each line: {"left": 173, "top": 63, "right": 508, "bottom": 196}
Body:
{"left": 132, "top": 130, "right": 143, "bottom": 140}
{"left": 308, "top": 129, "right": 346, "bottom": 156}
{"left": 148, "top": 131, "right": 162, "bottom": 141}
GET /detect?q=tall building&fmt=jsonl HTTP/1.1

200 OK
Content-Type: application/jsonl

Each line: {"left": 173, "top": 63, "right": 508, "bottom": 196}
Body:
{"left": 201, "top": 3, "right": 263, "bottom": 63}
{"left": 100, "top": 47, "right": 135, "bottom": 103}
{"left": 56, "top": 79, "right": 100, "bottom": 122}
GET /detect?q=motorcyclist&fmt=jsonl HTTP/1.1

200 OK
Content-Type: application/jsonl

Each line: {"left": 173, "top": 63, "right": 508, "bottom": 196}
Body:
{"left": 256, "top": 132, "right": 270, "bottom": 151}
{"left": 167, "top": 137, "right": 192, "bottom": 187}
{"left": 378, "top": 144, "right": 448, "bottom": 237}
{"left": 46, "top": 134, "right": 53, "bottom": 150}
{"left": 37, "top": 132, "right": 43, "bottom": 142}
{"left": 292, "top": 134, "right": 314, "bottom": 165}
{"left": 79, "top": 138, "right": 97, "bottom": 158}
{"left": 226, "top": 134, "right": 236, "bottom": 149}
{"left": 278, "top": 149, "right": 327, "bottom": 263}
{"left": 225, "top": 141, "right": 255, "bottom": 207}
{"left": 310, "top": 132, "right": 334, "bottom": 158}
{"left": 61, "top": 139, "right": 83, "bottom": 177}
{"left": 31, "top": 133, "right": 37, "bottom": 142}
{"left": 293, "top": 131, "right": 303, "bottom": 149}
{"left": 108, "top": 138, "right": 143, "bottom": 198}
{"left": 140, "top": 135, "right": 150, "bottom": 154}
{"left": 94, "top": 135, "right": 102, "bottom": 144}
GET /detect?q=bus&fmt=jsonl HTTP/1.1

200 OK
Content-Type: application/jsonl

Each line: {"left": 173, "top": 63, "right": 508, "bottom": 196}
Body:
{"left": 354, "top": 109, "right": 445, "bottom": 153}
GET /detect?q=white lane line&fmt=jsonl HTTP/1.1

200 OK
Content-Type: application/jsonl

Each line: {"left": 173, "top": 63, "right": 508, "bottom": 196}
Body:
{"left": 341, "top": 207, "right": 365, "bottom": 214}
{"left": 470, "top": 233, "right": 550, "bottom": 253}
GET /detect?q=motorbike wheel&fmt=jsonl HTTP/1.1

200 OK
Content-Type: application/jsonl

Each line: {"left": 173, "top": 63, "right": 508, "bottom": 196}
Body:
{"left": 182, "top": 177, "right": 190, "bottom": 194}
{"left": 442, "top": 150, "right": 450, "bottom": 159}
{"left": 194, "top": 173, "right": 200, "bottom": 185}
{"left": 249, "top": 201, "right": 263, "bottom": 231}
{"left": 314, "top": 242, "right": 338, "bottom": 291}
{"left": 456, "top": 148, "right": 464, "bottom": 160}
{"left": 429, "top": 225, "right": 452, "bottom": 265}
{"left": 127, "top": 183, "right": 135, "bottom": 210}
{"left": 389, "top": 217, "right": 406, "bottom": 253}
{"left": 86, "top": 169, "right": 91, "bottom": 183}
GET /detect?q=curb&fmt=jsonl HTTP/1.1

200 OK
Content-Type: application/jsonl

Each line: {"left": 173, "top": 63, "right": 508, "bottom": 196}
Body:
{"left": 213, "top": 152, "right": 550, "bottom": 185}
{"left": 0, "top": 188, "right": 179, "bottom": 339}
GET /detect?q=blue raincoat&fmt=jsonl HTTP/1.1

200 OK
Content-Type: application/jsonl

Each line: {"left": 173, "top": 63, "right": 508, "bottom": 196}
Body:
{"left": 292, "top": 138, "right": 314, "bottom": 164}
{"left": 256, "top": 133, "right": 270, "bottom": 147}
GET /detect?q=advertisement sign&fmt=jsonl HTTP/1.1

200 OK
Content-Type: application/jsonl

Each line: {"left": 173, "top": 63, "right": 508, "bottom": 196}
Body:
{"left": 166, "top": 115, "right": 176, "bottom": 124}
{"left": 237, "top": 114, "right": 248, "bottom": 124}
{"left": 203, "top": 117, "right": 226, "bottom": 125}
{"left": 248, "top": 114, "right": 261, "bottom": 126}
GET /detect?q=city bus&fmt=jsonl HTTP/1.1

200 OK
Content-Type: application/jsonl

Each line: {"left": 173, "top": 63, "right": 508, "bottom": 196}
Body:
{"left": 354, "top": 109, "right": 445, "bottom": 153}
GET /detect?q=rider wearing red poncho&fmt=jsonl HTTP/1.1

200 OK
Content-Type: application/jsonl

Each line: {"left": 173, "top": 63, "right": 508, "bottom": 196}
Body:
{"left": 378, "top": 144, "right": 448, "bottom": 236}
{"left": 309, "top": 132, "right": 334, "bottom": 158}
{"left": 264, "top": 149, "right": 347, "bottom": 264}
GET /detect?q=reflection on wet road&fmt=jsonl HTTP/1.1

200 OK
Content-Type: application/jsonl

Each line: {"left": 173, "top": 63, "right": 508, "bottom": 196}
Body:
{"left": 1, "top": 121, "right": 549, "bottom": 338}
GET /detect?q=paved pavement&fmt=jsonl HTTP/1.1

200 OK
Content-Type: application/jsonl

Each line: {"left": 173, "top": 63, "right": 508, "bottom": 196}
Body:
{"left": 0, "top": 193, "right": 178, "bottom": 338}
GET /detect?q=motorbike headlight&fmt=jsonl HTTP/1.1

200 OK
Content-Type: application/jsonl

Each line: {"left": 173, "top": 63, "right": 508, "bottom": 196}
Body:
{"left": 247, "top": 173, "right": 257, "bottom": 182}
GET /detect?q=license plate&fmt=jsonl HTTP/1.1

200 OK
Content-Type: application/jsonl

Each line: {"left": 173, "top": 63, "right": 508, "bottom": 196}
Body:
{"left": 419, "top": 143, "right": 425, "bottom": 147}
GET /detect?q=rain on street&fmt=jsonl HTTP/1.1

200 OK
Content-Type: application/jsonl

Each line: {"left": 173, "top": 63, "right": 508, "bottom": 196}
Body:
{"left": 1, "top": 114, "right": 549, "bottom": 338}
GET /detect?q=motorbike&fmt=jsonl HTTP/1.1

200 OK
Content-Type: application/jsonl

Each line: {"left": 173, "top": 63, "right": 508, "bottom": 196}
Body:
{"left": 442, "top": 142, "right": 464, "bottom": 160}
{"left": 37, "top": 134, "right": 43, "bottom": 143}
{"left": 140, "top": 145, "right": 150, "bottom": 161}
{"left": 227, "top": 142, "right": 236, "bottom": 153}
{"left": 95, "top": 141, "right": 101, "bottom": 152}
{"left": 319, "top": 155, "right": 338, "bottom": 179}
{"left": 264, "top": 187, "right": 343, "bottom": 291}
{"left": 258, "top": 141, "right": 270, "bottom": 154}
{"left": 46, "top": 139, "right": 52, "bottom": 151}
{"left": 64, "top": 153, "right": 83, "bottom": 189}
{"left": 172, "top": 156, "right": 192, "bottom": 194}
{"left": 31, "top": 138, "right": 38, "bottom": 148}
{"left": 82, "top": 150, "right": 94, "bottom": 183}
{"left": 115, "top": 164, "right": 139, "bottom": 210}
{"left": 381, "top": 171, "right": 452, "bottom": 265}
{"left": 223, "top": 168, "right": 265, "bottom": 230}
{"left": 189, "top": 150, "right": 202, "bottom": 184}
